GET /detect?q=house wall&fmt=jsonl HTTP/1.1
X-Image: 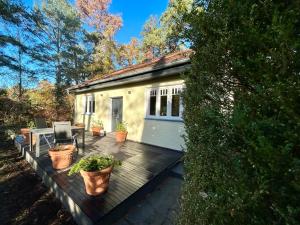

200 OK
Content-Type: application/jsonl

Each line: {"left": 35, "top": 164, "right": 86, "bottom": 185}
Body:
{"left": 74, "top": 76, "right": 185, "bottom": 151}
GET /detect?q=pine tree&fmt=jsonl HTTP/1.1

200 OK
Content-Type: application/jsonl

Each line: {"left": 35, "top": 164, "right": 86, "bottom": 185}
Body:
{"left": 0, "top": 0, "right": 44, "bottom": 98}
{"left": 33, "top": 0, "right": 83, "bottom": 103}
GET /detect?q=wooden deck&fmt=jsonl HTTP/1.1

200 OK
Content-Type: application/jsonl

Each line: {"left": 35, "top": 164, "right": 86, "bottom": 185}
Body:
{"left": 24, "top": 133, "right": 183, "bottom": 225}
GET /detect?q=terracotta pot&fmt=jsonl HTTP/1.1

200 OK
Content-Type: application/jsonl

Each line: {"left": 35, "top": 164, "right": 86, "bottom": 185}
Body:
{"left": 115, "top": 131, "right": 127, "bottom": 142}
{"left": 20, "top": 128, "right": 37, "bottom": 145}
{"left": 20, "top": 128, "right": 30, "bottom": 144}
{"left": 80, "top": 166, "right": 113, "bottom": 196}
{"left": 75, "top": 123, "right": 85, "bottom": 128}
{"left": 91, "top": 126, "right": 103, "bottom": 136}
{"left": 48, "top": 145, "right": 75, "bottom": 170}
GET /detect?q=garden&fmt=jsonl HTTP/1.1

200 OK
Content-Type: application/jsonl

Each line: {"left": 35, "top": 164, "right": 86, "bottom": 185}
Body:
{"left": 1, "top": 0, "right": 300, "bottom": 225}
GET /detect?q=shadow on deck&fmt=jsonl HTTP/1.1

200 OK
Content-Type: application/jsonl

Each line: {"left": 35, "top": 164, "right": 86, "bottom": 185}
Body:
{"left": 24, "top": 133, "right": 183, "bottom": 225}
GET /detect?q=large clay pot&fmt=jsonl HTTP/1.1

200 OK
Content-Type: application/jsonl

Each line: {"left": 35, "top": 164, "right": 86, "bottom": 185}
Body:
{"left": 80, "top": 166, "right": 113, "bottom": 196}
{"left": 48, "top": 145, "right": 75, "bottom": 170}
{"left": 115, "top": 131, "right": 127, "bottom": 142}
{"left": 91, "top": 126, "right": 103, "bottom": 136}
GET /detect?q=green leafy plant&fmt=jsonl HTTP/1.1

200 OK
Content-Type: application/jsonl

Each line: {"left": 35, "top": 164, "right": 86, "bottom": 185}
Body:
{"left": 68, "top": 155, "right": 121, "bottom": 176}
{"left": 92, "top": 118, "right": 103, "bottom": 128}
{"left": 116, "top": 121, "right": 127, "bottom": 132}
{"left": 27, "top": 121, "right": 36, "bottom": 129}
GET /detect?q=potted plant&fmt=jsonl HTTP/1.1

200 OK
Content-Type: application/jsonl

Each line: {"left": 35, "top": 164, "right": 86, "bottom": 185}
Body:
{"left": 91, "top": 119, "right": 104, "bottom": 136}
{"left": 75, "top": 122, "right": 85, "bottom": 129}
{"left": 115, "top": 122, "right": 127, "bottom": 142}
{"left": 20, "top": 121, "right": 35, "bottom": 144}
{"left": 48, "top": 144, "right": 75, "bottom": 170}
{"left": 68, "top": 155, "right": 121, "bottom": 196}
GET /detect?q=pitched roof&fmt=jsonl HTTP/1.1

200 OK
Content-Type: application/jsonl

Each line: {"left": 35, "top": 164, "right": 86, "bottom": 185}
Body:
{"left": 68, "top": 49, "right": 192, "bottom": 92}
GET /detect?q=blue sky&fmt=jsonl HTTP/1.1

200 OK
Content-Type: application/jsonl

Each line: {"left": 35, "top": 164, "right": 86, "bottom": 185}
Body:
{"left": 24, "top": 0, "right": 169, "bottom": 44}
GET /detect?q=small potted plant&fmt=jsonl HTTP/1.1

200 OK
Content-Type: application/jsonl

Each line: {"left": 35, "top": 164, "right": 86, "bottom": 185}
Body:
{"left": 75, "top": 122, "right": 85, "bottom": 129}
{"left": 68, "top": 155, "right": 121, "bottom": 196}
{"left": 20, "top": 121, "right": 35, "bottom": 144}
{"left": 48, "top": 144, "right": 75, "bottom": 170}
{"left": 91, "top": 119, "right": 104, "bottom": 136}
{"left": 115, "top": 122, "right": 127, "bottom": 142}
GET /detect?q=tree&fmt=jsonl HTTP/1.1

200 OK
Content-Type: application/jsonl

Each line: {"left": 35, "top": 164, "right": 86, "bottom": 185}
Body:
{"left": 27, "top": 80, "right": 74, "bottom": 122}
{"left": 160, "top": 0, "right": 193, "bottom": 51}
{"left": 141, "top": 15, "right": 164, "bottom": 59}
{"left": 76, "top": 0, "right": 122, "bottom": 76}
{"left": 0, "top": 0, "right": 25, "bottom": 70}
{"left": 0, "top": 0, "right": 41, "bottom": 98}
{"left": 141, "top": 0, "right": 193, "bottom": 59}
{"left": 33, "top": 0, "right": 83, "bottom": 103}
{"left": 118, "top": 37, "right": 142, "bottom": 67}
{"left": 181, "top": 1, "right": 300, "bottom": 225}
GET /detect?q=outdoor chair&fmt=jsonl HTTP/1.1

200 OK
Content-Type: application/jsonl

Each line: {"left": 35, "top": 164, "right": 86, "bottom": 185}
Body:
{"left": 34, "top": 117, "right": 52, "bottom": 148}
{"left": 53, "top": 121, "right": 79, "bottom": 151}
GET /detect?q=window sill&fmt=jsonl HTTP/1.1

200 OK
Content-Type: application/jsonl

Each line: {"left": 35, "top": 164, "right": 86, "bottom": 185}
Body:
{"left": 82, "top": 113, "right": 94, "bottom": 115}
{"left": 144, "top": 117, "right": 183, "bottom": 122}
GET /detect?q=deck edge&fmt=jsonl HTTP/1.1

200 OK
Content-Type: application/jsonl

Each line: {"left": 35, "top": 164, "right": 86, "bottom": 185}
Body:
{"left": 24, "top": 150, "right": 94, "bottom": 225}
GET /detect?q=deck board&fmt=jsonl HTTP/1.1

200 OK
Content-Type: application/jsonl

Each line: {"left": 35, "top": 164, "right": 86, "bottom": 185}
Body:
{"left": 25, "top": 133, "right": 183, "bottom": 225}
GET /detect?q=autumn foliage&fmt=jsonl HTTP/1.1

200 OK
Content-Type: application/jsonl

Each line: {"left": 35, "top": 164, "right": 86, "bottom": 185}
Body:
{"left": 0, "top": 81, "right": 74, "bottom": 141}
{"left": 76, "top": 0, "right": 122, "bottom": 38}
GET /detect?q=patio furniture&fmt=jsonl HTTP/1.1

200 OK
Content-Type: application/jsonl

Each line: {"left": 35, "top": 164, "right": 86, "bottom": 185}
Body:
{"left": 29, "top": 125, "right": 85, "bottom": 157}
{"left": 53, "top": 121, "right": 79, "bottom": 150}
{"left": 34, "top": 117, "right": 52, "bottom": 148}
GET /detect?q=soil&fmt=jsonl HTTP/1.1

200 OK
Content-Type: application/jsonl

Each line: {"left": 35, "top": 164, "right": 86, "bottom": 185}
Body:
{"left": 0, "top": 144, "right": 76, "bottom": 225}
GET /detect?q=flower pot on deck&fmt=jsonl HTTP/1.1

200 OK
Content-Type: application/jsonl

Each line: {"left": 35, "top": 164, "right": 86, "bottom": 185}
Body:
{"left": 20, "top": 128, "right": 37, "bottom": 145}
{"left": 115, "top": 131, "right": 127, "bottom": 142}
{"left": 80, "top": 166, "right": 113, "bottom": 196}
{"left": 75, "top": 123, "right": 85, "bottom": 129}
{"left": 48, "top": 145, "right": 75, "bottom": 170}
{"left": 91, "top": 126, "right": 103, "bottom": 136}
{"left": 20, "top": 128, "right": 30, "bottom": 144}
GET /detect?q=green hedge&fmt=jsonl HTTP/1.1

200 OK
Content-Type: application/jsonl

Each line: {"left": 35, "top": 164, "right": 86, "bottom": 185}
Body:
{"left": 180, "top": 1, "right": 300, "bottom": 225}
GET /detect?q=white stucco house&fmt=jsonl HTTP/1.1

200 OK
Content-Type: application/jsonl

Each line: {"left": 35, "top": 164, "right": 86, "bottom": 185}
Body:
{"left": 67, "top": 50, "right": 191, "bottom": 151}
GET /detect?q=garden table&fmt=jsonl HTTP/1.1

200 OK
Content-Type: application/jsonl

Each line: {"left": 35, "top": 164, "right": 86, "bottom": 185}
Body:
{"left": 29, "top": 126, "right": 85, "bottom": 157}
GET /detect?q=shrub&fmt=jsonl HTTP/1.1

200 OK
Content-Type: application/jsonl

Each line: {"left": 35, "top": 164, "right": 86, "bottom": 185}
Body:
{"left": 180, "top": 1, "right": 300, "bottom": 225}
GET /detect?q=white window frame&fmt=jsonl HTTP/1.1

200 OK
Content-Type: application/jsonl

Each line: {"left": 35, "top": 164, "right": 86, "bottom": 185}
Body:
{"left": 83, "top": 95, "right": 95, "bottom": 115}
{"left": 145, "top": 84, "right": 184, "bottom": 121}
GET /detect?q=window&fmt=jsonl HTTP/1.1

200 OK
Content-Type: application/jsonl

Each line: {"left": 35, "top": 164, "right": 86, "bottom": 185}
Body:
{"left": 160, "top": 89, "right": 168, "bottom": 116}
{"left": 84, "top": 95, "right": 95, "bottom": 114}
{"left": 146, "top": 85, "right": 183, "bottom": 120}
{"left": 149, "top": 90, "right": 156, "bottom": 116}
{"left": 171, "top": 87, "right": 181, "bottom": 117}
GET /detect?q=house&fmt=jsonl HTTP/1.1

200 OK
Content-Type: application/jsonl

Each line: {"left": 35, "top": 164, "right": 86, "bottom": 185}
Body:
{"left": 67, "top": 50, "right": 191, "bottom": 151}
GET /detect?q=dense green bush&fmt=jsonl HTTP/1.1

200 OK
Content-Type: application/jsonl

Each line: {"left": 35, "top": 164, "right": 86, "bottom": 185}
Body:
{"left": 180, "top": 1, "right": 300, "bottom": 225}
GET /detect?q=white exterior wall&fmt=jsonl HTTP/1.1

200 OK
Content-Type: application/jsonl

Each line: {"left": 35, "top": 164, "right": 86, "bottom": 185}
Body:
{"left": 74, "top": 77, "right": 185, "bottom": 151}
